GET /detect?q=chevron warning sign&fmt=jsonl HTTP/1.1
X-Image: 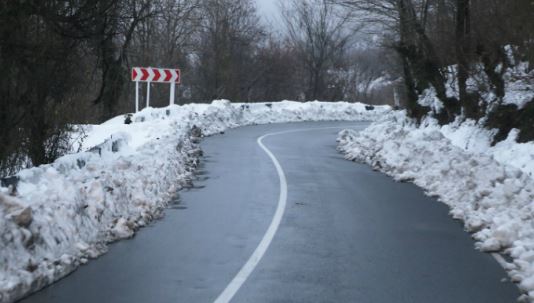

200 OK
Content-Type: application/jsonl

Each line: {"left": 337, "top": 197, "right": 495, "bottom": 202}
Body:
{"left": 131, "top": 66, "right": 181, "bottom": 112}
{"left": 131, "top": 67, "right": 181, "bottom": 84}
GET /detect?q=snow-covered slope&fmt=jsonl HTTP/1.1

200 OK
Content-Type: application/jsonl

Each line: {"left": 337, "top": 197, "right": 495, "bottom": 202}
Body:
{"left": 338, "top": 111, "right": 534, "bottom": 301}
{"left": 419, "top": 54, "right": 534, "bottom": 112}
{"left": 0, "top": 100, "right": 389, "bottom": 303}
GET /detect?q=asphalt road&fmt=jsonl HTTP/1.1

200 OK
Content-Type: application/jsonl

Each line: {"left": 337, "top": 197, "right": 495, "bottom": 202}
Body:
{"left": 21, "top": 122, "right": 519, "bottom": 303}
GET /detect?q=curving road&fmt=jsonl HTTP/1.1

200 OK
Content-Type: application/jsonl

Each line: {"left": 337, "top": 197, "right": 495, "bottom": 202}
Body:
{"left": 21, "top": 122, "right": 519, "bottom": 303}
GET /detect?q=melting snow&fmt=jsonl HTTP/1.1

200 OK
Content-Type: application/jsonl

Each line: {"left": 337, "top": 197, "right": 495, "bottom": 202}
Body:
{"left": 0, "top": 100, "right": 389, "bottom": 303}
{"left": 338, "top": 111, "right": 534, "bottom": 301}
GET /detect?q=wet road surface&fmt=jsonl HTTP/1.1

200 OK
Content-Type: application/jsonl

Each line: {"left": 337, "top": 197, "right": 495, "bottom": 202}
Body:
{"left": 21, "top": 122, "right": 519, "bottom": 303}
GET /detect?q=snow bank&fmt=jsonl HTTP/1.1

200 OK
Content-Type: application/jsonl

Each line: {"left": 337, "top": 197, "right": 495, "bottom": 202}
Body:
{"left": 337, "top": 111, "right": 534, "bottom": 301}
{"left": 440, "top": 120, "right": 534, "bottom": 178}
{"left": 0, "top": 100, "right": 389, "bottom": 303}
{"left": 419, "top": 56, "right": 534, "bottom": 112}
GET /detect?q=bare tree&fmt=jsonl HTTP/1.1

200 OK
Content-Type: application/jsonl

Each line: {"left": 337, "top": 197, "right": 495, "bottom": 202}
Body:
{"left": 333, "top": 0, "right": 459, "bottom": 120}
{"left": 282, "top": 0, "right": 360, "bottom": 100}
{"left": 90, "top": 0, "right": 155, "bottom": 118}
{"left": 129, "top": 0, "right": 201, "bottom": 105}
{"left": 0, "top": 1, "right": 88, "bottom": 169}
{"left": 246, "top": 36, "right": 302, "bottom": 101}
{"left": 192, "top": 0, "right": 264, "bottom": 101}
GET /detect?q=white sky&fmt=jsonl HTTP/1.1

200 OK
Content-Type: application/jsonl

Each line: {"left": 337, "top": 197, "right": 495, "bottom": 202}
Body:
{"left": 254, "top": 0, "right": 375, "bottom": 46}
{"left": 255, "top": 0, "right": 279, "bottom": 16}
{"left": 255, "top": 0, "right": 284, "bottom": 31}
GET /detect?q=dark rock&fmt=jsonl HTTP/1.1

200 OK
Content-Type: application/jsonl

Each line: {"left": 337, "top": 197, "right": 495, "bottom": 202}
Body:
{"left": 190, "top": 125, "right": 203, "bottom": 138}
{"left": 124, "top": 114, "right": 133, "bottom": 124}
{"left": 111, "top": 140, "right": 121, "bottom": 152}
{"left": 15, "top": 207, "right": 32, "bottom": 228}
{"left": 77, "top": 159, "right": 86, "bottom": 169}
{"left": 1, "top": 176, "right": 19, "bottom": 194}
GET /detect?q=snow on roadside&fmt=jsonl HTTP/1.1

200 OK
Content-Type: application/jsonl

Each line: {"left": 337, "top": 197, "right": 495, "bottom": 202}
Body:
{"left": 0, "top": 100, "right": 389, "bottom": 303}
{"left": 440, "top": 119, "right": 534, "bottom": 178}
{"left": 436, "top": 57, "right": 534, "bottom": 110}
{"left": 337, "top": 111, "right": 534, "bottom": 301}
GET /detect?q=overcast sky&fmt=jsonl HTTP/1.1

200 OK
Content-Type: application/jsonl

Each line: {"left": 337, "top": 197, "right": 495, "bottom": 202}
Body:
{"left": 254, "top": 0, "right": 377, "bottom": 47}
{"left": 255, "top": 0, "right": 279, "bottom": 16}
{"left": 255, "top": 0, "right": 284, "bottom": 31}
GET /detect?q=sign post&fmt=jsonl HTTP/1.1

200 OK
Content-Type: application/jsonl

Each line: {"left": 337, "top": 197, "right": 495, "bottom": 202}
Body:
{"left": 135, "top": 81, "right": 139, "bottom": 113}
{"left": 146, "top": 82, "right": 151, "bottom": 108}
{"left": 131, "top": 67, "right": 181, "bottom": 112}
{"left": 170, "top": 82, "right": 175, "bottom": 105}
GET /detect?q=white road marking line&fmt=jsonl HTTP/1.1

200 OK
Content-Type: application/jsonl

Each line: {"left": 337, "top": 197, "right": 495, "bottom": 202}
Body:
{"left": 214, "top": 123, "right": 517, "bottom": 303}
{"left": 213, "top": 125, "right": 357, "bottom": 303}
{"left": 212, "top": 132, "right": 287, "bottom": 303}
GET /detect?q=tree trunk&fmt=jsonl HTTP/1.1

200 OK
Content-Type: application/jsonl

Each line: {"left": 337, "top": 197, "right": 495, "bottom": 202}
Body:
{"left": 456, "top": 0, "right": 478, "bottom": 118}
{"left": 28, "top": 96, "right": 48, "bottom": 166}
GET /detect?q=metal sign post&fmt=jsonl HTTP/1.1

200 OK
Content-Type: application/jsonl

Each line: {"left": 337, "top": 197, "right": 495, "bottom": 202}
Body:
{"left": 170, "top": 82, "right": 175, "bottom": 105}
{"left": 131, "top": 67, "right": 181, "bottom": 112}
{"left": 135, "top": 81, "right": 139, "bottom": 113}
{"left": 146, "top": 82, "right": 151, "bottom": 108}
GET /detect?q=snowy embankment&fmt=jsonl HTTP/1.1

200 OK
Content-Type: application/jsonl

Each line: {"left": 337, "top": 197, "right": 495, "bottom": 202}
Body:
{"left": 0, "top": 100, "right": 388, "bottom": 303}
{"left": 337, "top": 111, "right": 534, "bottom": 301}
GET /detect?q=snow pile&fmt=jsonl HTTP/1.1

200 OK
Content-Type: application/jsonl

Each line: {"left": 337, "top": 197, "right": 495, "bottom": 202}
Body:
{"left": 503, "top": 62, "right": 534, "bottom": 109}
{"left": 76, "top": 101, "right": 386, "bottom": 152}
{"left": 0, "top": 125, "right": 201, "bottom": 303}
{"left": 238, "top": 101, "right": 385, "bottom": 125}
{"left": 0, "top": 100, "right": 389, "bottom": 303}
{"left": 419, "top": 55, "right": 534, "bottom": 111}
{"left": 440, "top": 120, "right": 534, "bottom": 177}
{"left": 337, "top": 111, "right": 534, "bottom": 300}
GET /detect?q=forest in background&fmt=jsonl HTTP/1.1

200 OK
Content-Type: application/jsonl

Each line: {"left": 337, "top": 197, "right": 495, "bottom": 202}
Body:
{"left": 1, "top": 0, "right": 533, "bottom": 176}
{"left": 335, "top": 0, "right": 534, "bottom": 142}
{"left": 0, "top": 0, "right": 398, "bottom": 175}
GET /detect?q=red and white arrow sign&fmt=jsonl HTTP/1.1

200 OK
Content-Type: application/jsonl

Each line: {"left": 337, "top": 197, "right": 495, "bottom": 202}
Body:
{"left": 132, "top": 67, "right": 181, "bottom": 83}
